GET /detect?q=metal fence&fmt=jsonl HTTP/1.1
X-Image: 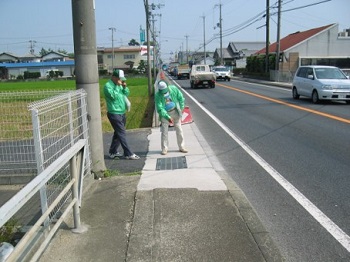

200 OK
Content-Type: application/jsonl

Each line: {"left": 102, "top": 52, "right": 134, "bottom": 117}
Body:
{"left": 0, "top": 139, "right": 87, "bottom": 261}
{"left": 0, "top": 89, "right": 91, "bottom": 261}
{"left": 0, "top": 90, "right": 90, "bottom": 183}
{"left": 270, "top": 70, "right": 294, "bottom": 83}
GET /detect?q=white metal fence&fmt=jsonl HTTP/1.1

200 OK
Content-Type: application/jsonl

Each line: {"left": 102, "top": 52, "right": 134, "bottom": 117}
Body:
{"left": 0, "top": 139, "right": 87, "bottom": 261}
{"left": 0, "top": 89, "right": 91, "bottom": 261}
{"left": 0, "top": 90, "right": 90, "bottom": 183}
{"left": 270, "top": 70, "right": 294, "bottom": 83}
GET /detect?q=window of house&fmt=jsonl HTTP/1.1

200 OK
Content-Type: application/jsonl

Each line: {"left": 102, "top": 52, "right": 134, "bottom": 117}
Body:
{"left": 301, "top": 58, "right": 350, "bottom": 68}
{"left": 124, "top": 54, "right": 135, "bottom": 60}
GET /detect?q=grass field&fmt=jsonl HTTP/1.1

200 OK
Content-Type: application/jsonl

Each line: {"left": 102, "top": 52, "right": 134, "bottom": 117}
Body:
{"left": 0, "top": 77, "right": 154, "bottom": 132}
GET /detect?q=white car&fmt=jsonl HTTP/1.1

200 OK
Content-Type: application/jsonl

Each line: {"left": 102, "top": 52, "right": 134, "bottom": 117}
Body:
{"left": 212, "top": 66, "right": 231, "bottom": 81}
{"left": 292, "top": 65, "right": 350, "bottom": 104}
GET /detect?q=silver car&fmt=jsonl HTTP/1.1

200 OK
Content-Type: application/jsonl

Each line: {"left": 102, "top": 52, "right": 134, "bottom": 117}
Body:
{"left": 212, "top": 66, "right": 231, "bottom": 81}
{"left": 292, "top": 65, "right": 350, "bottom": 104}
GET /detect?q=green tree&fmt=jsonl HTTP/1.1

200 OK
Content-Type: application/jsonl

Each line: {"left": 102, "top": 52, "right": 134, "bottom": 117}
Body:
{"left": 128, "top": 39, "right": 140, "bottom": 46}
{"left": 57, "top": 48, "right": 68, "bottom": 54}
{"left": 39, "top": 48, "right": 52, "bottom": 56}
{"left": 137, "top": 60, "right": 146, "bottom": 74}
{"left": 142, "top": 41, "right": 155, "bottom": 46}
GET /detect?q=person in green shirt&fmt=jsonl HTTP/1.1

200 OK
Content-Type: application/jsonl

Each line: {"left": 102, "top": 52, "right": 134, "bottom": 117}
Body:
{"left": 155, "top": 80, "right": 188, "bottom": 155}
{"left": 104, "top": 69, "right": 139, "bottom": 160}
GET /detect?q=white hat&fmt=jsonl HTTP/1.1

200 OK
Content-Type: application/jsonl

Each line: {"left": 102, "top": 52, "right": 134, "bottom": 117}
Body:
{"left": 112, "top": 69, "right": 126, "bottom": 81}
{"left": 158, "top": 81, "right": 168, "bottom": 91}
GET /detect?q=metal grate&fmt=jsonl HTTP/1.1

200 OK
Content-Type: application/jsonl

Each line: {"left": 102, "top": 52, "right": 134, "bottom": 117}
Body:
{"left": 156, "top": 156, "right": 188, "bottom": 170}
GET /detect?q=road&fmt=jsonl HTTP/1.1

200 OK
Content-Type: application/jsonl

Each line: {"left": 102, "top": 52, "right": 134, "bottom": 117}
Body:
{"left": 173, "top": 76, "right": 350, "bottom": 262}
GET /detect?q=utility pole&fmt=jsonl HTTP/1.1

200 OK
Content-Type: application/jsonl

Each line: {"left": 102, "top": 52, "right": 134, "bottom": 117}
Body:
{"left": 275, "top": 0, "right": 282, "bottom": 81}
{"left": 202, "top": 15, "right": 206, "bottom": 65}
{"left": 144, "top": 0, "right": 152, "bottom": 97}
{"left": 151, "top": 13, "right": 161, "bottom": 80}
{"left": 219, "top": 1, "right": 223, "bottom": 65}
{"left": 215, "top": 1, "right": 223, "bottom": 65}
{"left": 29, "top": 40, "right": 37, "bottom": 54}
{"left": 184, "top": 34, "right": 189, "bottom": 64}
{"left": 108, "top": 27, "right": 116, "bottom": 72}
{"left": 71, "top": 0, "right": 106, "bottom": 176}
{"left": 265, "top": 0, "right": 270, "bottom": 73}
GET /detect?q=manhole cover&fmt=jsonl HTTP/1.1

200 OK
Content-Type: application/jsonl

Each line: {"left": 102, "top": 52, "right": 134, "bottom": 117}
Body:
{"left": 156, "top": 156, "right": 187, "bottom": 170}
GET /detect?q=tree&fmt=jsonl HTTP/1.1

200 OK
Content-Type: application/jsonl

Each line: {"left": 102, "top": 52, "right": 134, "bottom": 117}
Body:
{"left": 39, "top": 48, "right": 52, "bottom": 56}
{"left": 128, "top": 39, "right": 140, "bottom": 46}
{"left": 57, "top": 48, "right": 68, "bottom": 54}
{"left": 137, "top": 60, "right": 146, "bottom": 74}
{"left": 39, "top": 47, "right": 69, "bottom": 56}
{"left": 143, "top": 41, "right": 155, "bottom": 46}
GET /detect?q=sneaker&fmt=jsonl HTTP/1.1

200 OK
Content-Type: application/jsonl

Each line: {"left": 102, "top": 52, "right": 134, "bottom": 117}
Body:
{"left": 179, "top": 148, "right": 188, "bottom": 153}
{"left": 109, "top": 152, "right": 122, "bottom": 159}
{"left": 125, "top": 154, "right": 140, "bottom": 160}
{"left": 161, "top": 150, "right": 167, "bottom": 155}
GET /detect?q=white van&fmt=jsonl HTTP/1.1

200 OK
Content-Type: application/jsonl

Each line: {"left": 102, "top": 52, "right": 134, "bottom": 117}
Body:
{"left": 292, "top": 65, "right": 350, "bottom": 104}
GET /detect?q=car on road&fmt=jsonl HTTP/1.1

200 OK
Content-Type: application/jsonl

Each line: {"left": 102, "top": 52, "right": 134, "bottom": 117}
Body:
{"left": 190, "top": 64, "right": 216, "bottom": 89}
{"left": 292, "top": 65, "right": 350, "bottom": 104}
{"left": 212, "top": 66, "right": 231, "bottom": 81}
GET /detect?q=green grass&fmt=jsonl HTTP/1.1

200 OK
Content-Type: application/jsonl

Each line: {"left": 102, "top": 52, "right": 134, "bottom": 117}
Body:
{"left": 0, "top": 77, "right": 154, "bottom": 131}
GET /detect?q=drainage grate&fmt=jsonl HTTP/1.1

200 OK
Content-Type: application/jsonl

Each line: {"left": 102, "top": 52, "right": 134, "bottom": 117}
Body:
{"left": 156, "top": 156, "right": 188, "bottom": 170}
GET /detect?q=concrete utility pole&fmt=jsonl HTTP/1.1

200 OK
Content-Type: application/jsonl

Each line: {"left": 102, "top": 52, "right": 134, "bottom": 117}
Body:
{"left": 145, "top": 0, "right": 152, "bottom": 97}
{"left": 219, "top": 1, "right": 223, "bottom": 65}
{"left": 71, "top": 0, "right": 106, "bottom": 176}
{"left": 265, "top": 0, "right": 270, "bottom": 73}
{"left": 185, "top": 34, "right": 189, "bottom": 64}
{"left": 109, "top": 27, "right": 116, "bottom": 72}
{"left": 275, "top": 0, "right": 282, "bottom": 81}
{"left": 151, "top": 13, "right": 160, "bottom": 81}
{"left": 202, "top": 15, "right": 206, "bottom": 65}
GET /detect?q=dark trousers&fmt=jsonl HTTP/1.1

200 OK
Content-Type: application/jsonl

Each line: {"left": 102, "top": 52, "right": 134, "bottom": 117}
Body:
{"left": 107, "top": 112, "right": 133, "bottom": 157}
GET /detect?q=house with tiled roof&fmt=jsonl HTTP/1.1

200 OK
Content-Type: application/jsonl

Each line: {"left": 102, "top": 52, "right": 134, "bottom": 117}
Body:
{"left": 0, "top": 52, "right": 19, "bottom": 63}
{"left": 191, "top": 52, "right": 215, "bottom": 66}
{"left": 213, "top": 41, "right": 265, "bottom": 68}
{"left": 41, "top": 51, "right": 70, "bottom": 62}
{"left": 255, "top": 23, "right": 350, "bottom": 81}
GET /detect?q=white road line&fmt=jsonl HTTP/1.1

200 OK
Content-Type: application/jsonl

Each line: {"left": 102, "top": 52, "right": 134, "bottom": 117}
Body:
{"left": 177, "top": 82, "right": 350, "bottom": 253}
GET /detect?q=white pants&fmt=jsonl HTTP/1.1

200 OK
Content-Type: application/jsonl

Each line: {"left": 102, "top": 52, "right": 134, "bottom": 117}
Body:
{"left": 160, "top": 109, "right": 185, "bottom": 151}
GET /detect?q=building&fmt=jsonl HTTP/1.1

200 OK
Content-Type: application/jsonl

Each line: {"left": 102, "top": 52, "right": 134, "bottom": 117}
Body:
{"left": 0, "top": 61, "right": 75, "bottom": 79}
{"left": 97, "top": 45, "right": 153, "bottom": 73}
{"left": 255, "top": 23, "right": 350, "bottom": 81}
{"left": 213, "top": 42, "right": 266, "bottom": 68}
{"left": 41, "top": 51, "right": 70, "bottom": 62}
{"left": 0, "top": 46, "right": 154, "bottom": 79}
{"left": 0, "top": 51, "right": 74, "bottom": 79}
{"left": 190, "top": 52, "right": 215, "bottom": 66}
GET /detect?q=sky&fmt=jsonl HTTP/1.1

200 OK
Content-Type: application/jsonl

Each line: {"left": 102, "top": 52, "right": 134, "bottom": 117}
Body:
{"left": 1, "top": 0, "right": 349, "bottom": 63}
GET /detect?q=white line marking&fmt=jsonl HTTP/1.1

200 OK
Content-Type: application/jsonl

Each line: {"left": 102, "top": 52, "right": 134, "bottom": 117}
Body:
{"left": 176, "top": 80, "right": 350, "bottom": 252}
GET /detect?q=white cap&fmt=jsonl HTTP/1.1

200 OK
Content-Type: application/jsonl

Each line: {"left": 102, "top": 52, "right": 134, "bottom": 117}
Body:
{"left": 158, "top": 81, "right": 168, "bottom": 90}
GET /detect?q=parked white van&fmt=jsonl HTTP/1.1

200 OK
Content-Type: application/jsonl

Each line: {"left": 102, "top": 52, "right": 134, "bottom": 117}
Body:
{"left": 292, "top": 65, "right": 350, "bottom": 104}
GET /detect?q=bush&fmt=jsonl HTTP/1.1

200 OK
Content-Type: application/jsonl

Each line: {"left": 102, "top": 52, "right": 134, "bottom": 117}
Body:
{"left": 24, "top": 71, "right": 40, "bottom": 79}
{"left": 99, "top": 69, "right": 108, "bottom": 76}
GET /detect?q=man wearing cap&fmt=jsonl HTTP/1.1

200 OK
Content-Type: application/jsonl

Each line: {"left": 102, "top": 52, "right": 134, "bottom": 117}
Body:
{"left": 103, "top": 69, "right": 140, "bottom": 160}
{"left": 155, "top": 80, "right": 188, "bottom": 155}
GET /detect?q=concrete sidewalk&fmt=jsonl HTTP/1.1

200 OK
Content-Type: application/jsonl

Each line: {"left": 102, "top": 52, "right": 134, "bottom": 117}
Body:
{"left": 39, "top": 123, "right": 284, "bottom": 262}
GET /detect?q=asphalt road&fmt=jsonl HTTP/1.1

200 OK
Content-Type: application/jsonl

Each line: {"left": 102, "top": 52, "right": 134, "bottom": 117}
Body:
{"left": 173, "top": 76, "right": 350, "bottom": 262}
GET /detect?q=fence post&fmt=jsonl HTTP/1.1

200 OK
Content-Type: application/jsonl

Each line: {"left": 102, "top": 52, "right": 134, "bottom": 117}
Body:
{"left": 70, "top": 150, "right": 87, "bottom": 234}
{"left": 68, "top": 92, "right": 75, "bottom": 146}
{"left": 31, "top": 108, "right": 50, "bottom": 227}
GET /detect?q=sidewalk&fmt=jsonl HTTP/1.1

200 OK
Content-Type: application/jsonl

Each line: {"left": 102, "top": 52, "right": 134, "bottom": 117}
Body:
{"left": 39, "top": 123, "right": 284, "bottom": 262}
